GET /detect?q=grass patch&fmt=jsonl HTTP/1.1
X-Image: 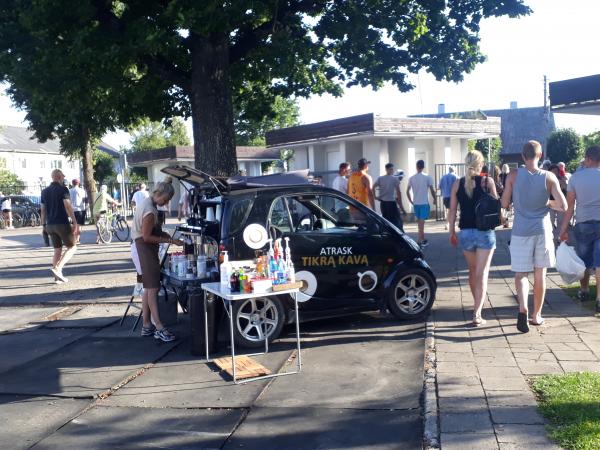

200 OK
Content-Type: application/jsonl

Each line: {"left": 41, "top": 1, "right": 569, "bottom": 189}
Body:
{"left": 533, "top": 372, "right": 600, "bottom": 449}
{"left": 561, "top": 282, "right": 597, "bottom": 313}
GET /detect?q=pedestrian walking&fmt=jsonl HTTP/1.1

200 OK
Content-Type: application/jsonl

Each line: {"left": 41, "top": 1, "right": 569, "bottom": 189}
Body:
{"left": 40, "top": 169, "right": 79, "bottom": 283}
{"left": 448, "top": 150, "right": 498, "bottom": 326}
{"left": 0, "top": 192, "right": 14, "bottom": 229}
{"left": 501, "top": 140, "right": 567, "bottom": 333}
{"left": 548, "top": 164, "right": 567, "bottom": 244}
{"left": 177, "top": 181, "right": 191, "bottom": 221}
{"left": 558, "top": 161, "right": 571, "bottom": 182}
{"left": 500, "top": 164, "right": 510, "bottom": 188}
{"left": 132, "top": 177, "right": 183, "bottom": 342}
{"left": 131, "top": 183, "right": 149, "bottom": 212}
{"left": 69, "top": 179, "right": 87, "bottom": 239}
{"left": 406, "top": 160, "right": 436, "bottom": 247}
{"left": 332, "top": 162, "right": 351, "bottom": 193}
{"left": 374, "top": 163, "right": 405, "bottom": 232}
{"left": 439, "top": 166, "right": 458, "bottom": 229}
{"left": 500, "top": 164, "right": 512, "bottom": 228}
{"left": 348, "top": 158, "right": 375, "bottom": 209}
{"left": 559, "top": 146, "right": 600, "bottom": 309}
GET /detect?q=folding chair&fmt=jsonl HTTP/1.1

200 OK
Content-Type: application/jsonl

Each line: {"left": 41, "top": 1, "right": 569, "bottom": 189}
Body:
{"left": 120, "top": 282, "right": 144, "bottom": 333}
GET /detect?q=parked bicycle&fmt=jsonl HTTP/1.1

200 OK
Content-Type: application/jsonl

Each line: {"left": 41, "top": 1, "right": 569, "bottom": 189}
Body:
{"left": 17, "top": 205, "right": 41, "bottom": 228}
{"left": 96, "top": 207, "right": 130, "bottom": 243}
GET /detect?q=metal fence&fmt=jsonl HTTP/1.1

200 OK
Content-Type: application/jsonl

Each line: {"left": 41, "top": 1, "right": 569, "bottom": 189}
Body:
{"left": 433, "top": 163, "right": 466, "bottom": 221}
{"left": 0, "top": 181, "right": 159, "bottom": 224}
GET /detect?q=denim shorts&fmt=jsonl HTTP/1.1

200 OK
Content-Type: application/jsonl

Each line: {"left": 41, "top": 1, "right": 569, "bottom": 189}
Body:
{"left": 459, "top": 228, "right": 496, "bottom": 252}
{"left": 413, "top": 204, "right": 430, "bottom": 220}
{"left": 574, "top": 221, "right": 600, "bottom": 269}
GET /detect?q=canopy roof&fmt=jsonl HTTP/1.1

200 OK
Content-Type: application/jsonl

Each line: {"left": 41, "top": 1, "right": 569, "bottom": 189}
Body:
{"left": 550, "top": 74, "right": 600, "bottom": 115}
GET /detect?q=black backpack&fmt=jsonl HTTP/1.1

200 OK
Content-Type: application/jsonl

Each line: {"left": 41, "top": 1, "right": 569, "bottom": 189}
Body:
{"left": 475, "top": 177, "right": 501, "bottom": 231}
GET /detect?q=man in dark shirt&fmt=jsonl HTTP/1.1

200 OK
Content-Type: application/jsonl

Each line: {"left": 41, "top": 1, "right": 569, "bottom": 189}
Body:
{"left": 41, "top": 169, "right": 79, "bottom": 283}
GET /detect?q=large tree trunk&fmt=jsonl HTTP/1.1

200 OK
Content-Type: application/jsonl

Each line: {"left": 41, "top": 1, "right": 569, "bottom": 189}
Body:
{"left": 81, "top": 136, "right": 96, "bottom": 221}
{"left": 190, "top": 32, "right": 237, "bottom": 177}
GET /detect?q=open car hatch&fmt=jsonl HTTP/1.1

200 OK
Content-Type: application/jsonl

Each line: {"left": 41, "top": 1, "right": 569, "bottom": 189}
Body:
{"left": 161, "top": 165, "right": 228, "bottom": 194}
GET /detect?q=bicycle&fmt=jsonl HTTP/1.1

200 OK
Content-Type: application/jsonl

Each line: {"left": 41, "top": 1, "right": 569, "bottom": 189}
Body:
{"left": 96, "top": 207, "right": 130, "bottom": 243}
{"left": 19, "top": 205, "right": 41, "bottom": 227}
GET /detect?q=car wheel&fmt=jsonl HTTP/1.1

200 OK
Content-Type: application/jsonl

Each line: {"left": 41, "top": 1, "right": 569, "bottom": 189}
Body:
{"left": 232, "top": 296, "right": 285, "bottom": 348}
{"left": 387, "top": 268, "right": 436, "bottom": 320}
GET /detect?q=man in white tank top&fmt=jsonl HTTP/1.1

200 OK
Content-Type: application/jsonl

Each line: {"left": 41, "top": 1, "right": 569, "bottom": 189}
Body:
{"left": 501, "top": 140, "right": 566, "bottom": 333}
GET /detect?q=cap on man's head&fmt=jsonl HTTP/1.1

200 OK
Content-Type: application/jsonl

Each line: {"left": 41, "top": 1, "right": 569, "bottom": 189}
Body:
{"left": 357, "top": 158, "right": 371, "bottom": 168}
{"left": 72, "top": 178, "right": 80, "bottom": 185}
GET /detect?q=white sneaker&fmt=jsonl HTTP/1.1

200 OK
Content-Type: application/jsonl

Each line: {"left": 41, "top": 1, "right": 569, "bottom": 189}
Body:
{"left": 51, "top": 267, "right": 68, "bottom": 283}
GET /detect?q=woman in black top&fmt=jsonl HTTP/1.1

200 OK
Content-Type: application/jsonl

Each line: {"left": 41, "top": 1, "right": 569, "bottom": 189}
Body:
{"left": 448, "top": 150, "right": 498, "bottom": 326}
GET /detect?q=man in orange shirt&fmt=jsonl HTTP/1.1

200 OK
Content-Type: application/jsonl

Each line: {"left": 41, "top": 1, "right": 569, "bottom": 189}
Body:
{"left": 347, "top": 158, "right": 375, "bottom": 209}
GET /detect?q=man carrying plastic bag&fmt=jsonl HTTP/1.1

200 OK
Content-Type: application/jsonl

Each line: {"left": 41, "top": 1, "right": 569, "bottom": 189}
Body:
{"left": 555, "top": 242, "right": 586, "bottom": 285}
{"left": 559, "top": 146, "right": 600, "bottom": 309}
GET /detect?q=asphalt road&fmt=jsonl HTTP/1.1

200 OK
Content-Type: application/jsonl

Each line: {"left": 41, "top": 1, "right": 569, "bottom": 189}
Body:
{"left": 0, "top": 224, "right": 425, "bottom": 449}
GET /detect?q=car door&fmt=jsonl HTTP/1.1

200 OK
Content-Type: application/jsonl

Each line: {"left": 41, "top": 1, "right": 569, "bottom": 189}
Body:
{"left": 281, "top": 193, "right": 388, "bottom": 311}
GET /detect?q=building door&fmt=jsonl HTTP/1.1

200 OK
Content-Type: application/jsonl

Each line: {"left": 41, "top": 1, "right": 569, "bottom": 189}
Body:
{"left": 326, "top": 151, "right": 341, "bottom": 188}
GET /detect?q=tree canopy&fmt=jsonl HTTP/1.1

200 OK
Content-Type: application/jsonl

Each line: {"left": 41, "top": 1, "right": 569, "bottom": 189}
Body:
{"left": 92, "top": 150, "right": 116, "bottom": 184}
{"left": 235, "top": 96, "right": 300, "bottom": 146}
{"left": 546, "top": 128, "right": 583, "bottom": 172}
{"left": 128, "top": 117, "right": 190, "bottom": 152}
{"left": 0, "top": 0, "right": 531, "bottom": 177}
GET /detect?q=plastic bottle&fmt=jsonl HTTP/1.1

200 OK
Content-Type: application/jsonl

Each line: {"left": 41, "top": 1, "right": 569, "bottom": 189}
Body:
{"left": 220, "top": 251, "right": 231, "bottom": 292}
{"left": 197, "top": 255, "right": 207, "bottom": 279}
{"left": 289, "top": 262, "right": 296, "bottom": 283}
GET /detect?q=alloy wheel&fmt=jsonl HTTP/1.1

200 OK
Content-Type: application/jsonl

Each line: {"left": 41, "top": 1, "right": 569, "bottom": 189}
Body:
{"left": 394, "top": 273, "right": 432, "bottom": 315}
{"left": 235, "top": 297, "right": 280, "bottom": 342}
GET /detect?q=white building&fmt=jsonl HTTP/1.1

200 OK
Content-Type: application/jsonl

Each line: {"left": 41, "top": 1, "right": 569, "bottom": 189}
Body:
{"left": 0, "top": 126, "right": 80, "bottom": 191}
{"left": 266, "top": 113, "right": 500, "bottom": 214}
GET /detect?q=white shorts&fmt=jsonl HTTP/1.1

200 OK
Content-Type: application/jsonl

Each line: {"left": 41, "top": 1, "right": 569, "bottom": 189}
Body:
{"left": 510, "top": 233, "right": 555, "bottom": 273}
{"left": 130, "top": 242, "right": 142, "bottom": 275}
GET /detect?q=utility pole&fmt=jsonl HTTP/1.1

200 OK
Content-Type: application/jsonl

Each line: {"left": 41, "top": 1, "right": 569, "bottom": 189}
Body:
{"left": 543, "top": 75, "right": 549, "bottom": 123}
{"left": 544, "top": 75, "right": 547, "bottom": 107}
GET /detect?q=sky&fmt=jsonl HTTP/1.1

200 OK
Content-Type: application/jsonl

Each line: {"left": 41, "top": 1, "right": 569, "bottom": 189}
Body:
{"left": 1, "top": 0, "right": 599, "bottom": 149}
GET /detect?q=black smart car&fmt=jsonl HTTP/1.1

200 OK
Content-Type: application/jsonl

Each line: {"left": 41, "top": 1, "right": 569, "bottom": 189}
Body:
{"left": 163, "top": 166, "right": 437, "bottom": 347}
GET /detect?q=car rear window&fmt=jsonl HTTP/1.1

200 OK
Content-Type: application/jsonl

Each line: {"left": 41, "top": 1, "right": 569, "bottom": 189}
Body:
{"left": 226, "top": 197, "right": 254, "bottom": 236}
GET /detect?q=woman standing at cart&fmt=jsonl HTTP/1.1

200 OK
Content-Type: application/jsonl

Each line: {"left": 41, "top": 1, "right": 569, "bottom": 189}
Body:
{"left": 447, "top": 150, "right": 498, "bottom": 326}
{"left": 132, "top": 177, "right": 183, "bottom": 342}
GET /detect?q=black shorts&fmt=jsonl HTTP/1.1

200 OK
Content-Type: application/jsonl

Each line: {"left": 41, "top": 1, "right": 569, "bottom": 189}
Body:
{"left": 443, "top": 197, "right": 451, "bottom": 209}
{"left": 46, "top": 223, "right": 76, "bottom": 248}
{"left": 74, "top": 210, "right": 86, "bottom": 225}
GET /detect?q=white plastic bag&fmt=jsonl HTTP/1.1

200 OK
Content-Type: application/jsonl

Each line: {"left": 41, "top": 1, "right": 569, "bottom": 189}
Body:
{"left": 556, "top": 242, "right": 586, "bottom": 285}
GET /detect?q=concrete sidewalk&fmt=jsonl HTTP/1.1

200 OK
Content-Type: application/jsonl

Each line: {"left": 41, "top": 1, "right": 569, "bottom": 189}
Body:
{"left": 0, "top": 223, "right": 425, "bottom": 449}
{"left": 424, "top": 222, "right": 600, "bottom": 449}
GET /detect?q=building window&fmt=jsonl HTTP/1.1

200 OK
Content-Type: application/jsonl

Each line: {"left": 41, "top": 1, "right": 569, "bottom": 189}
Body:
{"left": 21, "top": 158, "right": 26, "bottom": 168}
{"left": 68, "top": 161, "right": 75, "bottom": 169}
{"left": 0, "top": 157, "right": 6, "bottom": 169}
{"left": 40, "top": 160, "right": 46, "bottom": 169}
{"left": 50, "top": 160, "right": 62, "bottom": 169}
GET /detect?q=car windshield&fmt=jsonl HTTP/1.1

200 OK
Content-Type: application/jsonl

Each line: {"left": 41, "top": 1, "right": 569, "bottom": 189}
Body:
{"left": 284, "top": 194, "right": 369, "bottom": 233}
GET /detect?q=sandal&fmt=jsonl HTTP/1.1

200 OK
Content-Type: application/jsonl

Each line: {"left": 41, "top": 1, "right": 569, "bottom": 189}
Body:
{"left": 472, "top": 315, "right": 487, "bottom": 327}
{"left": 517, "top": 312, "right": 529, "bottom": 333}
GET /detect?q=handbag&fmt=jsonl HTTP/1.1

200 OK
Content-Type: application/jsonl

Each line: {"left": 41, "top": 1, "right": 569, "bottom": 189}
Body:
{"left": 475, "top": 176, "right": 502, "bottom": 231}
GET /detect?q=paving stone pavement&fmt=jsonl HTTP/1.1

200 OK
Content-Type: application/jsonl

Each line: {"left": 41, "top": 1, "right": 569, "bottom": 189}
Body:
{"left": 423, "top": 222, "right": 599, "bottom": 449}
